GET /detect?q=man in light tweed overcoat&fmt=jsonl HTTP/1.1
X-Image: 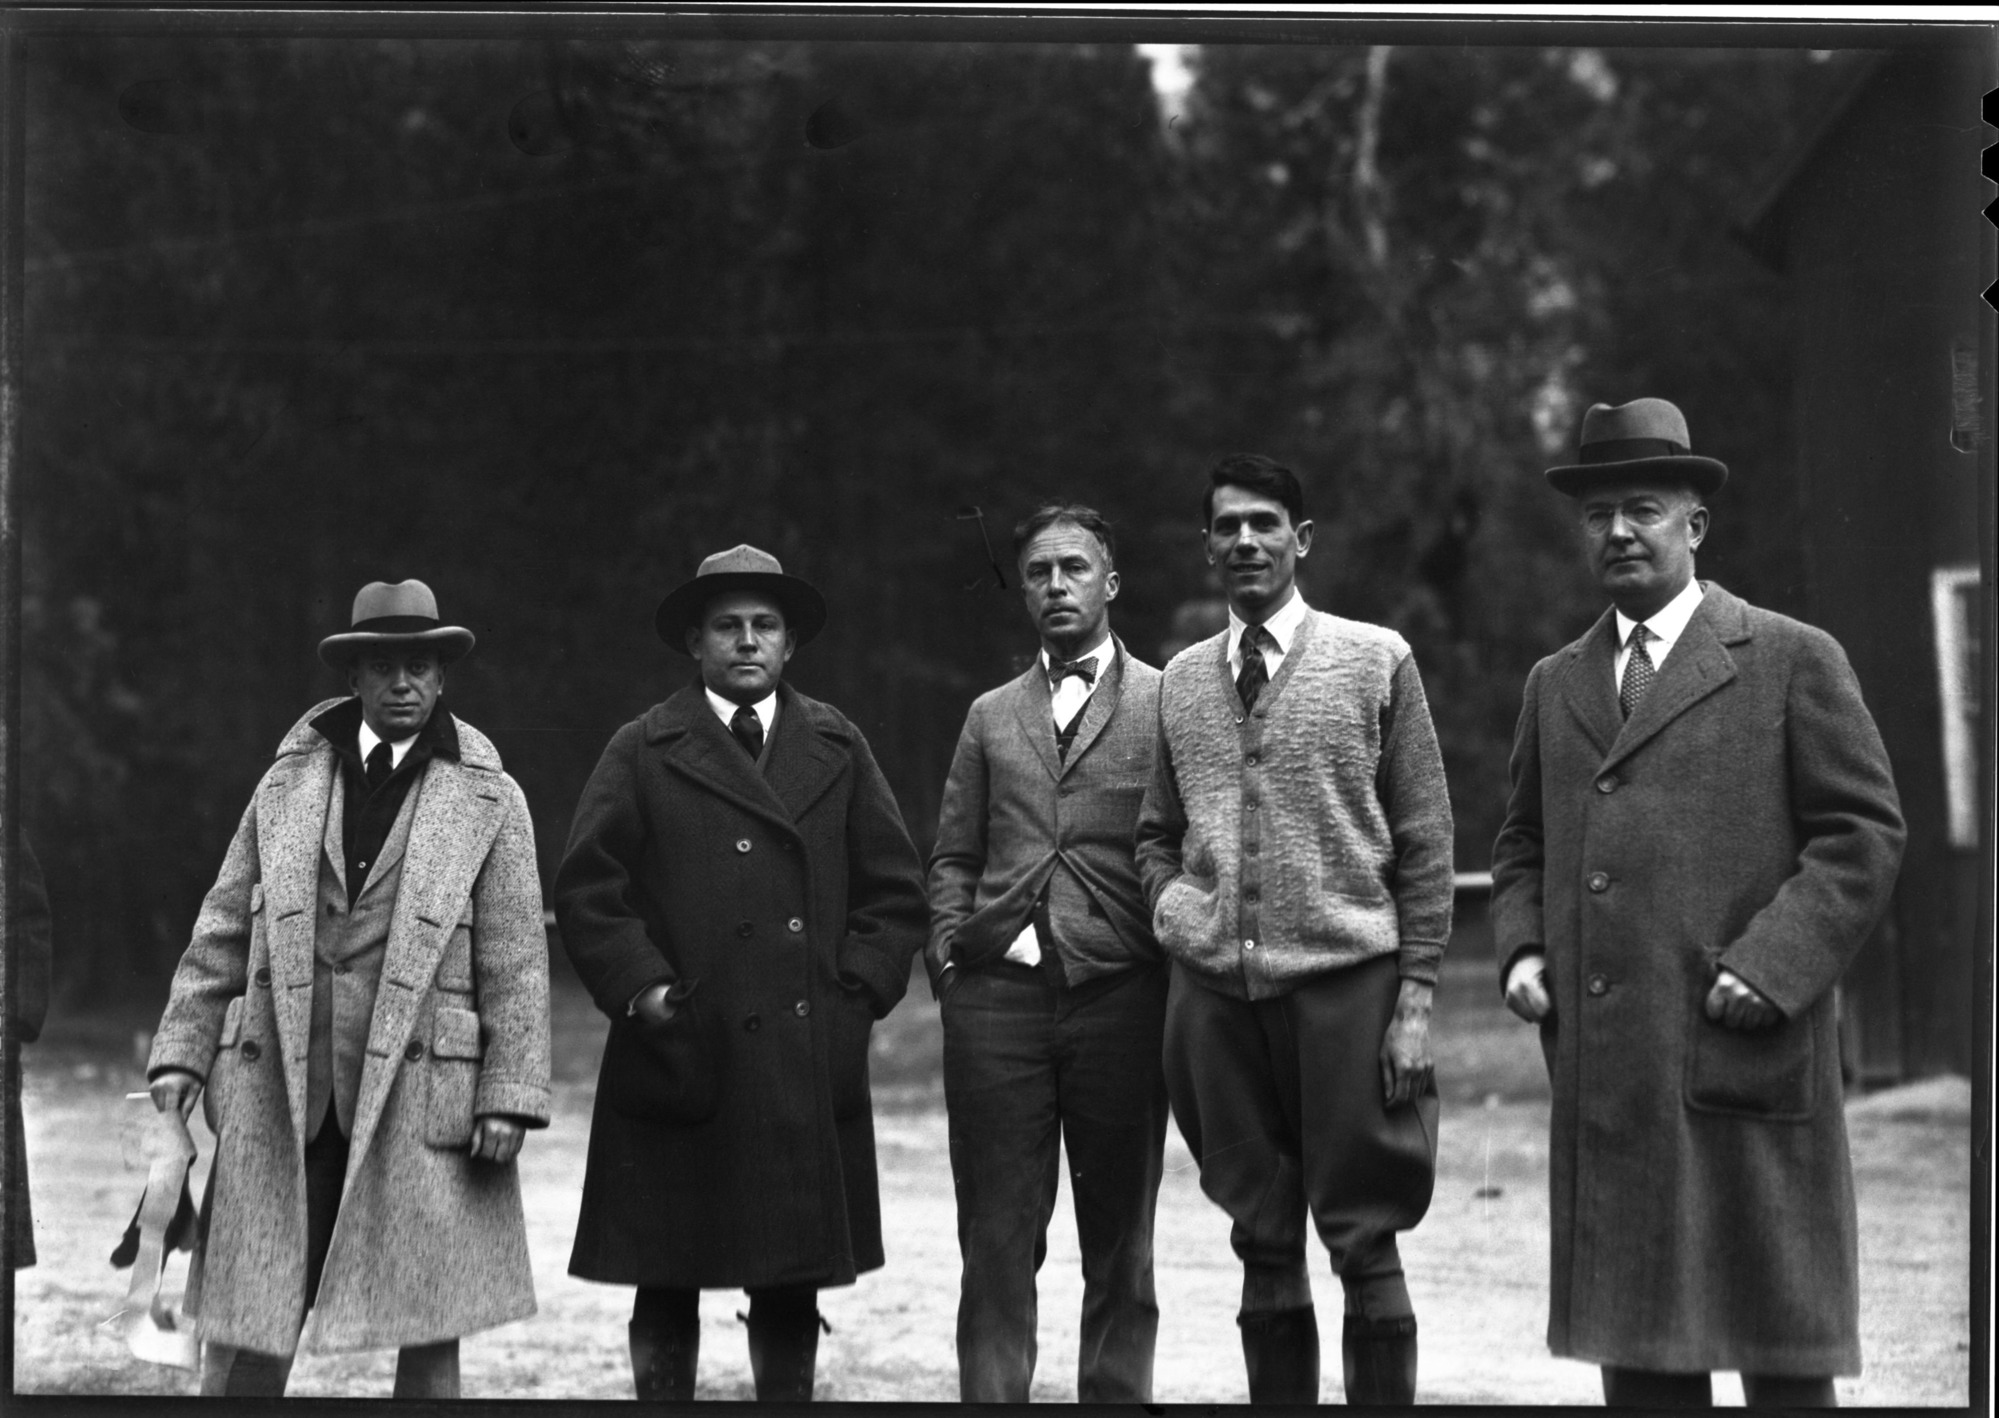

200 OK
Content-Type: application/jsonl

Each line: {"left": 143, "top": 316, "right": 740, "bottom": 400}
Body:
{"left": 147, "top": 579, "right": 551, "bottom": 1399}
{"left": 1491, "top": 398, "right": 1905, "bottom": 1407}
{"left": 1136, "top": 454, "right": 1454, "bottom": 1406}
{"left": 926, "top": 503, "right": 1170, "bottom": 1402}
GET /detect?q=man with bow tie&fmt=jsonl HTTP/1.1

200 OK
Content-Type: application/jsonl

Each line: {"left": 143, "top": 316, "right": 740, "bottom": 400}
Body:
{"left": 146, "top": 579, "right": 551, "bottom": 1398}
{"left": 1136, "top": 455, "right": 1454, "bottom": 1405}
{"left": 1491, "top": 399, "right": 1905, "bottom": 1407}
{"left": 926, "top": 503, "right": 1169, "bottom": 1402}
{"left": 557, "top": 544, "right": 927, "bottom": 1402}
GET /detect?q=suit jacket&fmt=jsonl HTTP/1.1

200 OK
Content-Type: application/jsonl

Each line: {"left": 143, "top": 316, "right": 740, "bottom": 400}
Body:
{"left": 148, "top": 699, "right": 550, "bottom": 1356}
{"left": 556, "top": 680, "right": 928, "bottom": 1289}
{"left": 1489, "top": 582, "right": 1904, "bottom": 1376}
{"left": 926, "top": 635, "right": 1163, "bottom": 991}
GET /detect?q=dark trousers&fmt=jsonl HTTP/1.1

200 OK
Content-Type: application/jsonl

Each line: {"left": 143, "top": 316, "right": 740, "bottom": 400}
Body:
{"left": 1601, "top": 1367, "right": 1838, "bottom": 1408}
{"left": 1163, "top": 955, "right": 1437, "bottom": 1319}
{"left": 942, "top": 960, "right": 1170, "bottom": 1403}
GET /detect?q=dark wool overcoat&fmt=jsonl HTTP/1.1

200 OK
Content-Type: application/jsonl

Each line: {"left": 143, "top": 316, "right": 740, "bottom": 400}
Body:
{"left": 1490, "top": 584, "right": 1904, "bottom": 1377}
{"left": 7, "top": 840, "right": 52, "bottom": 1269}
{"left": 148, "top": 701, "right": 551, "bottom": 1356}
{"left": 555, "top": 681, "right": 928, "bottom": 1290}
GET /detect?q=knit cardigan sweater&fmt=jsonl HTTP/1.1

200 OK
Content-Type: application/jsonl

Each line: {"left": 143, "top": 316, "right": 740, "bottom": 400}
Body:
{"left": 1136, "top": 606, "right": 1455, "bottom": 999}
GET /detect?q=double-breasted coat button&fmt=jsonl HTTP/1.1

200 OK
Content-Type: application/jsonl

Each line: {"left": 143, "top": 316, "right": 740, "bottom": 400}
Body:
{"left": 253, "top": 966, "right": 271, "bottom": 987}
{"left": 240, "top": 1040, "right": 261, "bottom": 1061}
{"left": 1587, "top": 871, "right": 1610, "bottom": 893}
{"left": 787, "top": 917, "right": 804, "bottom": 934}
{"left": 1587, "top": 974, "right": 1610, "bottom": 996}
{"left": 745, "top": 1013, "right": 761, "bottom": 1032}
{"left": 405, "top": 1040, "right": 425, "bottom": 1061}
{"left": 735, "top": 839, "right": 752, "bottom": 854}
{"left": 1596, "top": 776, "right": 1618, "bottom": 794}
{"left": 737, "top": 922, "right": 754, "bottom": 938}
{"left": 794, "top": 1001, "right": 810, "bottom": 1017}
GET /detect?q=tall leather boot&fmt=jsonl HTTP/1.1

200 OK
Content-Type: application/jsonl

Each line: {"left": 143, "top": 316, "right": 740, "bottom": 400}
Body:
{"left": 630, "top": 1315, "right": 700, "bottom": 1401}
{"left": 1342, "top": 1315, "right": 1417, "bottom": 1406}
{"left": 746, "top": 1297, "right": 822, "bottom": 1403}
{"left": 1239, "top": 1306, "right": 1321, "bottom": 1405}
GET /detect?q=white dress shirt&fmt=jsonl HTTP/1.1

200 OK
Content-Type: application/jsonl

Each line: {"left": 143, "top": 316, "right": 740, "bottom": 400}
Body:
{"left": 705, "top": 686, "right": 778, "bottom": 742}
{"left": 357, "top": 719, "right": 419, "bottom": 771}
{"left": 1002, "top": 634, "right": 1113, "bottom": 968}
{"left": 1613, "top": 578, "right": 1705, "bottom": 689}
{"left": 1227, "top": 587, "right": 1310, "bottom": 681}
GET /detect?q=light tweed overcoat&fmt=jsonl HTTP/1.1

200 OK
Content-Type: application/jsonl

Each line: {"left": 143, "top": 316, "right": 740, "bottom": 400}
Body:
{"left": 1490, "top": 584, "right": 1904, "bottom": 1376}
{"left": 149, "top": 699, "right": 551, "bottom": 1356}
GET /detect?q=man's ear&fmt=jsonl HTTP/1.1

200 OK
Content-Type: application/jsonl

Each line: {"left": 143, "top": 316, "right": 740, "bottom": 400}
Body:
{"left": 781, "top": 628, "right": 797, "bottom": 665}
{"left": 1293, "top": 518, "right": 1315, "bottom": 557}
{"left": 1688, "top": 504, "right": 1709, "bottom": 550}
{"left": 684, "top": 625, "right": 702, "bottom": 657}
{"left": 1104, "top": 568, "right": 1121, "bottom": 601}
{"left": 346, "top": 663, "right": 360, "bottom": 695}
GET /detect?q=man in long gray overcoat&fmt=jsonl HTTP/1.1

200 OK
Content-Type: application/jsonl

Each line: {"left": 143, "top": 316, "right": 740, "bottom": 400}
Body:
{"left": 556, "top": 544, "right": 928, "bottom": 1403}
{"left": 1490, "top": 399, "right": 1906, "bottom": 1408}
{"left": 148, "top": 580, "right": 551, "bottom": 1399}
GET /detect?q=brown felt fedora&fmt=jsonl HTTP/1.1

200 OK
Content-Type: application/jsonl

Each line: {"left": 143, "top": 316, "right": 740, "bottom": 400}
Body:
{"left": 1545, "top": 397, "right": 1728, "bottom": 497}
{"left": 317, "top": 580, "right": 476, "bottom": 668}
{"left": 655, "top": 544, "right": 828, "bottom": 652}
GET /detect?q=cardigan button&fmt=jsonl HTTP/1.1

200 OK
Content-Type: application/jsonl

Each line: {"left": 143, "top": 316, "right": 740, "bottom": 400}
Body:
{"left": 1245, "top": 752, "right": 1259, "bottom": 766}
{"left": 1596, "top": 776, "right": 1618, "bottom": 794}
{"left": 240, "top": 1040, "right": 261, "bottom": 1061}
{"left": 1587, "top": 872, "right": 1609, "bottom": 893}
{"left": 1587, "top": 974, "right": 1610, "bottom": 997}
{"left": 405, "top": 1040, "right": 425, "bottom": 1061}
{"left": 1243, "top": 939, "right": 1256, "bottom": 951}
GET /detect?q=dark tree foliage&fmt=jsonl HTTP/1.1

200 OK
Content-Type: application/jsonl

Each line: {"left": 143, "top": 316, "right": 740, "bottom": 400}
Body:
{"left": 18, "top": 34, "right": 1823, "bottom": 999}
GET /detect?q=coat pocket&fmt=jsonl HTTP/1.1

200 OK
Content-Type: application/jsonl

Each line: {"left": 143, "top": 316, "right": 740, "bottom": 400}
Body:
{"left": 601, "top": 981, "right": 722, "bottom": 1125}
{"left": 1684, "top": 1009, "right": 1819, "bottom": 1121}
{"left": 828, "top": 980, "right": 875, "bottom": 1122}
{"left": 435, "top": 903, "right": 476, "bottom": 995}
{"left": 203, "top": 996, "right": 246, "bottom": 1133}
{"left": 425, "top": 1005, "right": 484, "bottom": 1148}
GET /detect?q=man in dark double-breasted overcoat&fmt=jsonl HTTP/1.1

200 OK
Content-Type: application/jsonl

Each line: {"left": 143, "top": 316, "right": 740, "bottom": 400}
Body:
{"left": 556, "top": 544, "right": 928, "bottom": 1403}
{"left": 1491, "top": 398, "right": 1906, "bottom": 1409}
{"left": 147, "top": 579, "right": 552, "bottom": 1399}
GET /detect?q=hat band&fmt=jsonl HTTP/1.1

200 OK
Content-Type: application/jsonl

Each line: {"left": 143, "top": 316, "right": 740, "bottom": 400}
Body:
{"left": 1579, "top": 436, "right": 1688, "bottom": 464}
{"left": 348, "top": 615, "right": 443, "bottom": 635}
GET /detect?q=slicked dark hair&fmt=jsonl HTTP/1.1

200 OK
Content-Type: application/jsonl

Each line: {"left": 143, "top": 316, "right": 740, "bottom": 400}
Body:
{"left": 1013, "top": 502, "right": 1117, "bottom": 570}
{"left": 1204, "top": 453, "right": 1306, "bottom": 529}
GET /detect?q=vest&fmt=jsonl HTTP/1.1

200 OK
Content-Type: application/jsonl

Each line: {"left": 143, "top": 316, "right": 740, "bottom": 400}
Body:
{"left": 305, "top": 766, "right": 422, "bottom": 1137}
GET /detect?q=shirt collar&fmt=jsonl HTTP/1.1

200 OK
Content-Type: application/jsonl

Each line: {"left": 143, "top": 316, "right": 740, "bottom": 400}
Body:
{"left": 357, "top": 718, "right": 420, "bottom": 770}
{"left": 706, "top": 685, "right": 778, "bottom": 734}
{"left": 1229, "top": 588, "right": 1309, "bottom": 657}
{"left": 311, "top": 695, "right": 459, "bottom": 769}
{"left": 1615, "top": 578, "right": 1705, "bottom": 651}
{"left": 1041, "top": 632, "right": 1113, "bottom": 676}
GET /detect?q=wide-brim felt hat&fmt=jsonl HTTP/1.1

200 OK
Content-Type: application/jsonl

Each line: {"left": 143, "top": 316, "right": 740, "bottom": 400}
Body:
{"left": 1545, "top": 397, "right": 1728, "bottom": 497}
{"left": 317, "top": 579, "right": 477, "bottom": 668}
{"left": 655, "top": 544, "right": 827, "bottom": 652}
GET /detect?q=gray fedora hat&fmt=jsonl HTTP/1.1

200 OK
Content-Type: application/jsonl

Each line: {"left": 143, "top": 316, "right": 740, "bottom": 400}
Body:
{"left": 1545, "top": 397, "right": 1729, "bottom": 497}
{"left": 655, "top": 544, "right": 828, "bottom": 652}
{"left": 317, "top": 579, "right": 477, "bottom": 668}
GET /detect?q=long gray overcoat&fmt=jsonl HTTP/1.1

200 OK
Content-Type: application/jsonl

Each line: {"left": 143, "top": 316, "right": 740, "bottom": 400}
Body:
{"left": 148, "top": 700, "right": 551, "bottom": 1356}
{"left": 555, "top": 681, "right": 928, "bottom": 1290}
{"left": 1490, "top": 584, "right": 1904, "bottom": 1376}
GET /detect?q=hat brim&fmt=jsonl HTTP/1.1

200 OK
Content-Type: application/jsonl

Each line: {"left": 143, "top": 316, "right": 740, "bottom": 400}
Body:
{"left": 655, "top": 571, "right": 828, "bottom": 653}
{"left": 1545, "top": 453, "right": 1728, "bottom": 498}
{"left": 318, "top": 626, "right": 476, "bottom": 669}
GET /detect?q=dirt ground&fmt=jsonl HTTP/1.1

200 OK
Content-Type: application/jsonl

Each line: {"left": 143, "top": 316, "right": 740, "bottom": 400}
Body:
{"left": 11, "top": 953, "right": 1975, "bottom": 1405}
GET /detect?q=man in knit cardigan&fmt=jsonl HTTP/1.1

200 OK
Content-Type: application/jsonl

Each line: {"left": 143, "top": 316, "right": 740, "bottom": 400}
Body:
{"left": 1136, "top": 454, "right": 1454, "bottom": 1406}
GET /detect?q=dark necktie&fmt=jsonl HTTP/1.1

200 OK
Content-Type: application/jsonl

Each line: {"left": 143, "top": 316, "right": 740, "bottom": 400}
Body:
{"left": 1048, "top": 656, "right": 1098, "bottom": 689}
{"left": 1620, "top": 626, "right": 1656, "bottom": 720}
{"left": 363, "top": 741, "right": 394, "bottom": 793}
{"left": 1236, "top": 625, "right": 1273, "bottom": 712}
{"left": 731, "top": 704, "right": 765, "bottom": 760}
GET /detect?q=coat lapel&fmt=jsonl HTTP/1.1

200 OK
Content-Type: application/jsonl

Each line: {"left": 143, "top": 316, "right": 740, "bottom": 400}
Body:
{"left": 764, "top": 686, "right": 851, "bottom": 825}
{"left": 1057, "top": 638, "right": 1127, "bottom": 776}
{"left": 1602, "top": 584, "right": 1743, "bottom": 773}
{"left": 1010, "top": 660, "right": 1062, "bottom": 782}
{"left": 257, "top": 745, "right": 338, "bottom": 1141}
{"left": 1557, "top": 609, "right": 1625, "bottom": 758}
{"left": 652, "top": 684, "right": 805, "bottom": 835}
{"left": 344, "top": 751, "right": 507, "bottom": 1168}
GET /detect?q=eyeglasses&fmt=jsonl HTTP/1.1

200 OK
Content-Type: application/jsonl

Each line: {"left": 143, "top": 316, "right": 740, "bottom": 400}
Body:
{"left": 1579, "top": 500, "right": 1677, "bottom": 535}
